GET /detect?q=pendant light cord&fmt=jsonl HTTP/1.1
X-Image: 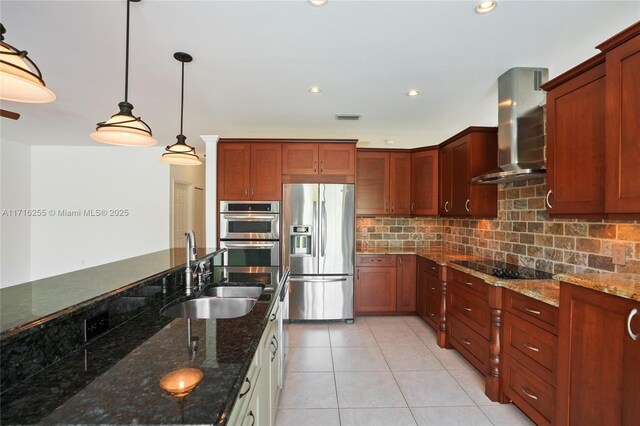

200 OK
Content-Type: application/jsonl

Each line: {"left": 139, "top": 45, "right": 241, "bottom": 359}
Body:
{"left": 124, "top": 0, "right": 130, "bottom": 103}
{"left": 180, "top": 60, "right": 185, "bottom": 135}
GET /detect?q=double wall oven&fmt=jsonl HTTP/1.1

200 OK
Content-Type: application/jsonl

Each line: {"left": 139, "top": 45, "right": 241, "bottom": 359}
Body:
{"left": 219, "top": 200, "right": 280, "bottom": 272}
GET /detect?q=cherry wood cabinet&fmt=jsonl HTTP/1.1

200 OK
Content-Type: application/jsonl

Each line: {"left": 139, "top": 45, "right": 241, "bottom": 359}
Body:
{"left": 416, "top": 256, "right": 446, "bottom": 345}
{"left": 446, "top": 267, "right": 502, "bottom": 402}
{"left": 439, "top": 127, "right": 497, "bottom": 218}
{"left": 410, "top": 149, "right": 439, "bottom": 216}
{"left": 356, "top": 152, "right": 389, "bottom": 215}
{"left": 544, "top": 57, "right": 607, "bottom": 217}
{"left": 542, "top": 21, "right": 640, "bottom": 217}
{"left": 543, "top": 55, "right": 606, "bottom": 217}
{"left": 282, "top": 142, "right": 355, "bottom": 176}
{"left": 282, "top": 143, "right": 318, "bottom": 175}
{"left": 355, "top": 254, "right": 416, "bottom": 315}
{"left": 600, "top": 24, "right": 640, "bottom": 214}
{"left": 355, "top": 255, "right": 397, "bottom": 314}
{"left": 396, "top": 254, "right": 416, "bottom": 312}
{"left": 556, "top": 282, "right": 640, "bottom": 425}
{"left": 502, "top": 290, "right": 559, "bottom": 426}
{"left": 217, "top": 142, "right": 281, "bottom": 201}
{"left": 390, "top": 154, "right": 412, "bottom": 215}
{"left": 356, "top": 151, "right": 410, "bottom": 216}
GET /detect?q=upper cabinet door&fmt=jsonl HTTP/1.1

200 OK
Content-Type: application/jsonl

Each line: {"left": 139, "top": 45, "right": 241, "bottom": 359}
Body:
{"left": 438, "top": 146, "right": 452, "bottom": 215}
{"left": 450, "top": 138, "right": 471, "bottom": 216}
{"left": 356, "top": 152, "right": 389, "bottom": 215}
{"left": 218, "top": 143, "right": 251, "bottom": 200}
{"left": 319, "top": 144, "right": 355, "bottom": 175}
{"left": 389, "top": 153, "right": 411, "bottom": 215}
{"left": 605, "top": 32, "right": 640, "bottom": 214}
{"left": 282, "top": 143, "right": 319, "bottom": 175}
{"left": 411, "top": 149, "right": 439, "bottom": 216}
{"left": 545, "top": 61, "right": 606, "bottom": 216}
{"left": 250, "top": 143, "right": 282, "bottom": 200}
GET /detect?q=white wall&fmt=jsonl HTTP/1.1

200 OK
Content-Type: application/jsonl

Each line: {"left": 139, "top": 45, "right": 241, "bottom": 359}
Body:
{"left": 29, "top": 146, "right": 170, "bottom": 281}
{"left": 0, "top": 139, "right": 32, "bottom": 287}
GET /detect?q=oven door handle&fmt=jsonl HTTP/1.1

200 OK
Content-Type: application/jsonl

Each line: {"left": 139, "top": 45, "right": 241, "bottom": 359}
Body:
{"left": 289, "top": 277, "right": 348, "bottom": 283}
{"left": 221, "top": 242, "right": 277, "bottom": 248}
{"left": 221, "top": 215, "right": 278, "bottom": 221}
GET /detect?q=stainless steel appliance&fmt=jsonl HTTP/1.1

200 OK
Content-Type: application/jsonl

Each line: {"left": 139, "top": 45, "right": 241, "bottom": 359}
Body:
{"left": 219, "top": 201, "right": 280, "bottom": 267}
{"left": 282, "top": 183, "right": 355, "bottom": 321}
{"left": 472, "top": 67, "right": 550, "bottom": 184}
{"left": 220, "top": 201, "right": 279, "bottom": 240}
{"left": 219, "top": 240, "right": 279, "bottom": 267}
{"left": 222, "top": 266, "right": 281, "bottom": 290}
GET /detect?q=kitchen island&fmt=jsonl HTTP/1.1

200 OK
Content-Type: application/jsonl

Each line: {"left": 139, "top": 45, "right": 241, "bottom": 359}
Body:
{"left": 0, "top": 249, "right": 288, "bottom": 425}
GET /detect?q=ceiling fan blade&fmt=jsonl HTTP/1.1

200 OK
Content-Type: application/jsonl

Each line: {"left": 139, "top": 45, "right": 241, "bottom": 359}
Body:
{"left": 0, "top": 109, "right": 20, "bottom": 120}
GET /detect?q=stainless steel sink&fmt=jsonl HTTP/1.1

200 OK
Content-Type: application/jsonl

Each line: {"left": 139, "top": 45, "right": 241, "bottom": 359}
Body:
{"left": 161, "top": 297, "right": 257, "bottom": 319}
{"left": 200, "top": 286, "right": 263, "bottom": 299}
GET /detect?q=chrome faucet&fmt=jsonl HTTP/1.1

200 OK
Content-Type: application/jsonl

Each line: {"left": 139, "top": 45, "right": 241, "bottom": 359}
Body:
{"left": 185, "top": 231, "right": 197, "bottom": 295}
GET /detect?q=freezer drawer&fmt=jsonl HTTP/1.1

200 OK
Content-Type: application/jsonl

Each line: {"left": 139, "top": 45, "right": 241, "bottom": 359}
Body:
{"left": 289, "top": 275, "right": 354, "bottom": 320}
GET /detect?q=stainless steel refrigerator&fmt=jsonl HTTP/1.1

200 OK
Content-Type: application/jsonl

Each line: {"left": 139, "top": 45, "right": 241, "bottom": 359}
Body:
{"left": 282, "top": 183, "right": 355, "bottom": 321}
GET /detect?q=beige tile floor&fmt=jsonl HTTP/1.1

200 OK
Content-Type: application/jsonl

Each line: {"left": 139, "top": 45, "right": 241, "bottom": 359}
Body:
{"left": 276, "top": 316, "right": 534, "bottom": 426}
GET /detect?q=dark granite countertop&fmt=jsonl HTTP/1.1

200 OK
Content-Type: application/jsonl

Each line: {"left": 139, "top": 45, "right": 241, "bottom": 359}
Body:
{"left": 1, "top": 268, "right": 288, "bottom": 425}
{"left": 0, "top": 247, "right": 221, "bottom": 335}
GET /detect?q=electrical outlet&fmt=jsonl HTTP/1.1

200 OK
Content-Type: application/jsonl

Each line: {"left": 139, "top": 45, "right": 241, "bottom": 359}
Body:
{"left": 612, "top": 244, "right": 626, "bottom": 266}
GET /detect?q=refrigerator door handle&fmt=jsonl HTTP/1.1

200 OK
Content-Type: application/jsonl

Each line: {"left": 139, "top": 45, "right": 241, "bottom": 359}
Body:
{"left": 290, "top": 277, "right": 348, "bottom": 283}
{"left": 312, "top": 200, "right": 317, "bottom": 258}
{"left": 321, "top": 200, "right": 327, "bottom": 257}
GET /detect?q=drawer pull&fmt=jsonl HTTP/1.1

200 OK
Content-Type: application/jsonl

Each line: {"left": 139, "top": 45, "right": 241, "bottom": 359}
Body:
{"left": 431, "top": 287, "right": 436, "bottom": 291}
{"left": 239, "top": 377, "right": 251, "bottom": 398}
{"left": 461, "top": 337, "right": 472, "bottom": 345}
{"left": 464, "top": 281, "right": 473, "bottom": 287}
{"left": 521, "top": 387, "right": 539, "bottom": 401}
{"left": 429, "top": 312, "right": 436, "bottom": 318}
{"left": 248, "top": 410, "right": 255, "bottom": 426}
{"left": 463, "top": 306, "right": 472, "bottom": 312}
{"left": 523, "top": 342, "right": 540, "bottom": 352}
{"left": 270, "top": 312, "right": 277, "bottom": 321}
{"left": 524, "top": 306, "right": 541, "bottom": 315}
{"left": 431, "top": 266, "right": 436, "bottom": 271}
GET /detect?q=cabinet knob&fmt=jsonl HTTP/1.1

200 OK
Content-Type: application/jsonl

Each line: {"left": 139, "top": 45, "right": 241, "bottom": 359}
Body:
{"left": 628, "top": 308, "right": 638, "bottom": 341}
{"left": 545, "top": 189, "right": 553, "bottom": 209}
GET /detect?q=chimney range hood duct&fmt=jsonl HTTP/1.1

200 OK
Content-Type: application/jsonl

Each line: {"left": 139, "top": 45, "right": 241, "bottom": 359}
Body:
{"left": 472, "top": 67, "right": 549, "bottom": 184}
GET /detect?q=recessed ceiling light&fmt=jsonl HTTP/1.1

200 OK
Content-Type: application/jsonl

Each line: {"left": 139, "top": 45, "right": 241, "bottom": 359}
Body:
{"left": 309, "top": 86, "right": 321, "bottom": 94}
{"left": 475, "top": 0, "right": 497, "bottom": 14}
{"left": 407, "top": 90, "right": 420, "bottom": 97}
{"left": 309, "top": 0, "right": 328, "bottom": 6}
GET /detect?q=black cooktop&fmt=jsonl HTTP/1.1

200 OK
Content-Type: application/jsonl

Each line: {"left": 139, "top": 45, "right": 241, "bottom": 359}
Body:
{"left": 450, "top": 259, "right": 554, "bottom": 280}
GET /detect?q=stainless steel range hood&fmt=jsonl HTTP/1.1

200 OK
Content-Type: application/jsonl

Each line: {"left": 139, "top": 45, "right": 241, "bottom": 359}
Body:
{"left": 472, "top": 67, "right": 549, "bottom": 184}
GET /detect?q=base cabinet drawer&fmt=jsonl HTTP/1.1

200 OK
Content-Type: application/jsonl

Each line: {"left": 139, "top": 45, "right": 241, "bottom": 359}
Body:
{"left": 449, "top": 285, "right": 491, "bottom": 340}
{"left": 504, "top": 290, "right": 558, "bottom": 333}
{"left": 503, "top": 355, "right": 556, "bottom": 426}
{"left": 424, "top": 293, "right": 439, "bottom": 330}
{"left": 448, "top": 315, "right": 489, "bottom": 374}
{"left": 503, "top": 311, "right": 557, "bottom": 386}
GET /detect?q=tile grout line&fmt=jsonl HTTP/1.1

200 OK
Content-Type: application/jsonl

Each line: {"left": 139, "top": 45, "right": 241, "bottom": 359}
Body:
{"left": 328, "top": 323, "right": 343, "bottom": 426}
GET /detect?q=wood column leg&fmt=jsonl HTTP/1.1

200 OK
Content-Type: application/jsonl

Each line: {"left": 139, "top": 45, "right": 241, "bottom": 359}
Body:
{"left": 437, "top": 280, "right": 450, "bottom": 348}
{"left": 486, "top": 307, "right": 502, "bottom": 402}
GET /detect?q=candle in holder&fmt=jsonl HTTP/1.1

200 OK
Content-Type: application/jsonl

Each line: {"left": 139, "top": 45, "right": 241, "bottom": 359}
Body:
{"left": 159, "top": 368, "right": 204, "bottom": 397}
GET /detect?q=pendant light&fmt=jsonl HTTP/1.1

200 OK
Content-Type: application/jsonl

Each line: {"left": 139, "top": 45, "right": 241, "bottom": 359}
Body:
{"left": 0, "top": 23, "right": 55, "bottom": 103}
{"left": 159, "top": 52, "right": 202, "bottom": 166}
{"left": 90, "top": 0, "right": 156, "bottom": 147}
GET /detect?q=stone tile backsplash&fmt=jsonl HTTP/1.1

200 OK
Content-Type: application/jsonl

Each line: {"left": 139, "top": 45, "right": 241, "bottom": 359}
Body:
{"left": 356, "top": 178, "right": 640, "bottom": 274}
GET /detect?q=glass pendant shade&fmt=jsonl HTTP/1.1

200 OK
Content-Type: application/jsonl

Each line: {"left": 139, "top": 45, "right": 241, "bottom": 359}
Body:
{"left": 91, "top": 101, "right": 157, "bottom": 146}
{"left": 0, "top": 37, "right": 56, "bottom": 103}
{"left": 159, "top": 52, "right": 201, "bottom": 166}
{"left": 160, "top": 134, "right": 202, "bottom": 165}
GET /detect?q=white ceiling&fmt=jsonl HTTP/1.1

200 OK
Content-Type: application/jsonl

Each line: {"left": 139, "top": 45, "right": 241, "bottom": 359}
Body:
{"left": 1, "top": 0, "right": 639, "bottom": 150}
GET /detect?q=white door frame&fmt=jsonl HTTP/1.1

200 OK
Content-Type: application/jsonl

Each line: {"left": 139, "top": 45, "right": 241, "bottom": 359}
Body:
{"left": 170, "top": 178, "right": 194, "bottom": 248}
